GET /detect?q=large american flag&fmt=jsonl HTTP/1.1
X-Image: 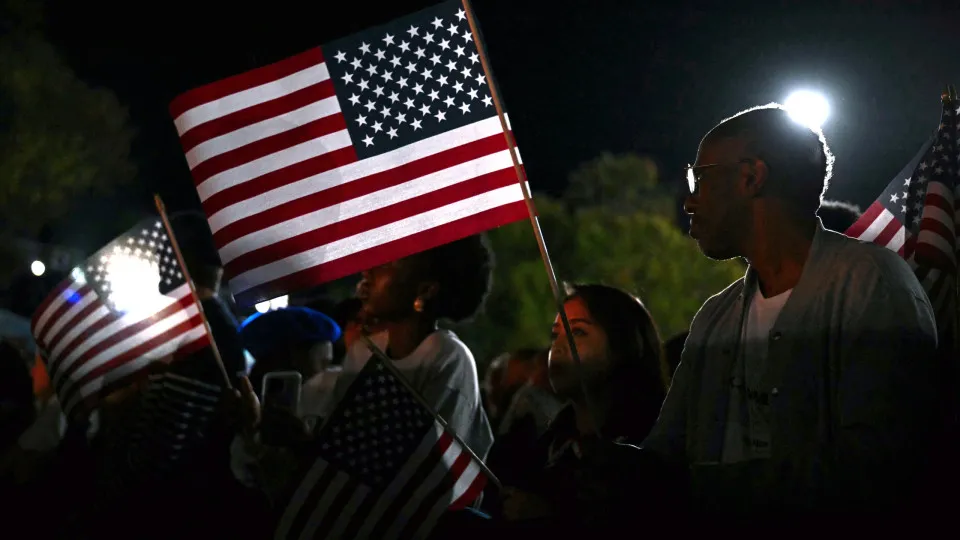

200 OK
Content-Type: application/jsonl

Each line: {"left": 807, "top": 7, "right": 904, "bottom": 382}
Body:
{"left": 169, "top": 0, "right": 528, "bottom": 307}
{"left": 30, "top": 217, "right": 210, "bottom": 419}
{"left": 275, "top": 355, "right": 487, "bottom": 540}
{"left": 845, "top": 93, "right": 959, "bottom": 333}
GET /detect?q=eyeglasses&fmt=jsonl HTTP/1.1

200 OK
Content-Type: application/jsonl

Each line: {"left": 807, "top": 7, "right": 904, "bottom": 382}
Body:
{"left": 685, "top": 159, "right": 756, "bottom": 195}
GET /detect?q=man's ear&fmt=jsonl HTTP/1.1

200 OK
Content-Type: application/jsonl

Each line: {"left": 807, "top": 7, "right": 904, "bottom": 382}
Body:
{"left": 744, "top": 159, "right": 769, "bottom": 197}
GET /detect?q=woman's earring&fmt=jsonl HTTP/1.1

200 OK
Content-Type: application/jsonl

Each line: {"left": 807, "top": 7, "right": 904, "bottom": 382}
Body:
{"left": 413, "top": 297, "right": 424, "bottom": 313}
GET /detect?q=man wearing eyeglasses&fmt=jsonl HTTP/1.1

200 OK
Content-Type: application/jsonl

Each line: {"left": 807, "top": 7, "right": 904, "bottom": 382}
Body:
{"left": 643, "top": 105, "right": 938, "bottom": 522}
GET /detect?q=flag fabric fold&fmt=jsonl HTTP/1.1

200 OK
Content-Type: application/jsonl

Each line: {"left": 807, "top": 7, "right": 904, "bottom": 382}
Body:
{"left": 845, "top": 94, "right": 959, "bottom": 338}
{"left": 29, "top": 216, "right": 210, "bottom": 420}
{"left": 170, "top": 0, "right": 528, "bottom": 307}
{"left": 275, "top": 355, "right": 488, "bottom": 540}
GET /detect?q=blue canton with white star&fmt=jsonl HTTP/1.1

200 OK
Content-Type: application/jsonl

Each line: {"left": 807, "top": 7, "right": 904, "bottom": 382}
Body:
{"left": 314, "top": 357, "right": 434, "bottom": 488}
{"left": 79, "top": 217, "right": 185, "bottom": 308}
{"left": 324, "top": 1, "right": 496, "bottom": 159}
{"left": 882, "top": 102, "right": 960, "bottom": 234}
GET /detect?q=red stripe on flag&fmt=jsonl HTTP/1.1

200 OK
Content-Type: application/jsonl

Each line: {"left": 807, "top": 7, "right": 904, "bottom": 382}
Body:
{"left": 225, "top": 167, "right": 520, "bottom": 277}
{"left": 202, "top": 146, "right": 359, "bottom": 217}
{"left": 874, "top": 217, "right": 903, "bottom": 249}
{"left": 213, "top": 132, "right": 511, "bottom": 247}
{"left": 844, "top": 201, "right": 885, "bottom": 239}
{"left": 450, "top": 474, "right": 487, "bottom": 511}
{"left": 178, "top": 79, "right": 337, "bottom": 153}
{"left": 30, "top": 280, "right": 74, "bottom": 337}
{"left": 45, "top": 311, "right": 120, "bottom": 380}
{"left": 169, "top": 48, "right": 325, "bottom": 120}
{"left": 60, "top": 312, "right": 206, "bottom": 412}
{"left": 52, "top": 296, "right": 196, "bottom": 397}
{"left": 234, "top": 201, "right": 528, "bottom": 306}
{"left": 36, "top": 285, "right": 92, "bottom": 347}
{"left": 38, "top": 287, "right": 101, "bottom": 351}
{"left": 190, "top": 113, "right": 348, "bottom": 185}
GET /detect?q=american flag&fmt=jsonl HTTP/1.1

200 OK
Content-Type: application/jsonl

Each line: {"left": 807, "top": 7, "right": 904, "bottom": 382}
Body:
{"left": 845, "top": 94, "right": 959, "bottom": 333}
{"left": 169, "top": 0, "right": 528, "bottom": 307}
{"left": 30, "top": 217, "right": 210, "bottom": 419}
{"left": 117, "top": 371, "right": 222, "bottom": 483}
{"left": 274, "top": 356, "right": 487, "bottom": 540}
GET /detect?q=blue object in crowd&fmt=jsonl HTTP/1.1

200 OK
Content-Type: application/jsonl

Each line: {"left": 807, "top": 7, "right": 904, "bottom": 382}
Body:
{"left": 240, "top": 307, "right": 342, "bottom": 361}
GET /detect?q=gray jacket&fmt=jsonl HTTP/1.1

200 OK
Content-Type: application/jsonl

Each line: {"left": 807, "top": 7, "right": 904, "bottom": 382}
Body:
{"left": 644, "top": 224, "right": 939, "bottom": 511}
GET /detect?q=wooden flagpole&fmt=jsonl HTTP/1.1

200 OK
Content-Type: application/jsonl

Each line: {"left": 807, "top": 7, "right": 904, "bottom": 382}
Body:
{"left": 154, "top": 194, "right": 233, "bottom": 390}
{"left": 461, "top": 0, "right": 602, "bottom": 438}
{"left": 949, "top": 84, "right": 960, "bottom": 424}
{"left": 360, "top": 334, "right": 502, "bottom": 490}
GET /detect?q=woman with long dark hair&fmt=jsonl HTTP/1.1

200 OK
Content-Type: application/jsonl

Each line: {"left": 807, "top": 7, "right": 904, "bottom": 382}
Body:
{"left": 491, "top": 283, "right": 676, "bottom": 531}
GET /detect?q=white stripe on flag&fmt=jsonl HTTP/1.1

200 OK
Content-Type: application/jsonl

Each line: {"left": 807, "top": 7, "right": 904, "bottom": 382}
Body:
{"left": 39, "top": 289, "right": 97, "bottom": 346}
{"left": 33, "top": 281, "right": 82, "bottom": 338}
{"left": 206, "top": 114, "right": 511, "bottom": 233}
{"left": 49, "top": 306, "right": 111, "bottom": 361}
{"left": 173, "top": 62, "right": 331, "bottom": 136}
{"left": 65, "top": 323, "right": 207, "bottom": 414}
{"left": 856, "top": 208, "right": 895, "bottom": 243}
{"left": 51, "top": 285, "right": 192, "bottom": 388}
{"left": 229, "top": 183, "right": 525, "bottom": 295}
{"left": 382, "top": 442, "right": 462, "bottom": 540}
{"left": 197, "top": 129, "right": 353, "bottom": 202}
{"left": 325, "top": 486, "right": 373, "bottom": 540}
{"left": 414, "top": 458, "right": 482, "bottom": 540}
{"left": 219, "top": 149, "right": 515, "bottom": 264}
{"left": 275, "top": 459, "right": 330, "bottom": 540}
{"left": 186, "top": 97, "right": 342, "bottom": 170}
{"left": 886, "top": 227, "right": 906, "bottom": 252}
{"left": 298, "top": 471, "right": 351, "bottom": 540}
{"left": 353, "top": 424, "right": 444, "bottom": 539}
{"left": 59, "top": 302, "right": 202, "bottom": 398}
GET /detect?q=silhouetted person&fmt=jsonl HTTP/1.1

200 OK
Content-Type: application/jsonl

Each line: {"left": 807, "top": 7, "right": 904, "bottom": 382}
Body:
{"left": 817, "top": 198, "right": 862, "bottom": 233}
{"left": 663, "top": 331, "right": 689, "bottom": 380}
{"left": 646, "top": 104, "right": 938, "bottom": 524}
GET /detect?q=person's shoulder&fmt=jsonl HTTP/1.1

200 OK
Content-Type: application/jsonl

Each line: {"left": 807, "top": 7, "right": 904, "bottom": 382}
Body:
{"left": 822, "top": 229, "right": 923, "bottom": 292}
{"left": 422, "top": 329, "right": 475, "bottom": 366}
{"left": 693, "top": 275, "right": 746, "bottom": 327}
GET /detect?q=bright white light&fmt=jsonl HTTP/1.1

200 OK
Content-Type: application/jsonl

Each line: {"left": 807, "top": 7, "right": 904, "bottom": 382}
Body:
{"left": 271, "top": 295, "right": 289, "bottom": 310}
{"left": 30, "top": 260, "right": 45, "bottom": 277}
{"left": 254, "top": 295, "right": 289, "bottom": 313}
{"left": 784, "top": 90, "right": 830, "bottom": 130}
{"left": 103, "top": 251, "right": 165, "bottom": 317}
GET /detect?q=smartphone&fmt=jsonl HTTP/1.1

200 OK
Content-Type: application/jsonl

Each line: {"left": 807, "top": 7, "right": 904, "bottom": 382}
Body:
{"left": 261, "top": 371, "right": 303, "bottom": 416}
{"left": 260, "top": 371, "right": 303, "bottom": 446}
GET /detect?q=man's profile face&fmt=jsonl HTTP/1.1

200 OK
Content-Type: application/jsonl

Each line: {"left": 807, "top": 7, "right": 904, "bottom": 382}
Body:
{"left": 684, "top": 136, "right": 751, "bottom": 260}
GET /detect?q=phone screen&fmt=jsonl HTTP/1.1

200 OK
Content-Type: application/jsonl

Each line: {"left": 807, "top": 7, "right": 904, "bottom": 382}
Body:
{"left": 262, "top": 373, "right": 301, "bottom": 413}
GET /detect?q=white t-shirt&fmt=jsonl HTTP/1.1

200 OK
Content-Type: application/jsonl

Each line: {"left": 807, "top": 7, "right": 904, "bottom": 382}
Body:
{"left": 721, "top": 283, "right": 792, "bottom": 464}
{"left": 328, "top": 329, "right": 494, "bottom": 461}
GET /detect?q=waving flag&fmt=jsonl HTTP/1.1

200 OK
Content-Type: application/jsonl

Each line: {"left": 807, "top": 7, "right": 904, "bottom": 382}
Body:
{"left": 846, "top": 92, "right": 959, "bottom": 335}
{"left": 170, "top": 0, "right": 527, "bottom": 306}
{"left": 30, "top": 217, "right": 209, "bottom": 419}
{"left": 105, "top": 370, "right": 222, "bottom": 488}
{"left": 275, "top": 355, "right": 487, "bottom": 540}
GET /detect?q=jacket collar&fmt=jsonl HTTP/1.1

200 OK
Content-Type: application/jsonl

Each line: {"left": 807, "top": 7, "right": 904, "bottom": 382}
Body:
{"left": 739, "top": 221, "right": 833, "bottom": 303}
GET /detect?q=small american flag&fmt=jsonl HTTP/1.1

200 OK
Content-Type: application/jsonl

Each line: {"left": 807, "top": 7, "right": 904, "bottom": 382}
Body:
{"left": 30, "top": 217, "right": 210, "bottom": 419}
{"left": 169, "top": 0, "right": 528, "bottom": 307}
{"left": 846, "top": 93, "right": 959, "bottom": 334}
{"left": 121, "top": 371, "right": 222, "bottom": 480}
{"left": 275, "top": 356, "right": 487, "bottom": 540}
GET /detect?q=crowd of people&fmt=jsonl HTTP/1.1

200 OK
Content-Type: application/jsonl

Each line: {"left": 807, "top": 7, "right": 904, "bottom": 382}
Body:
{"left": 1, "top": 104, "right": 957, "bottom": 537}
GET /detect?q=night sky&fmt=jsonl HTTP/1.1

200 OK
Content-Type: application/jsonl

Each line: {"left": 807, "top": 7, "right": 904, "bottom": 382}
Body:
{"left": 41, "top": 0, "right": 960, "bottom": 249}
